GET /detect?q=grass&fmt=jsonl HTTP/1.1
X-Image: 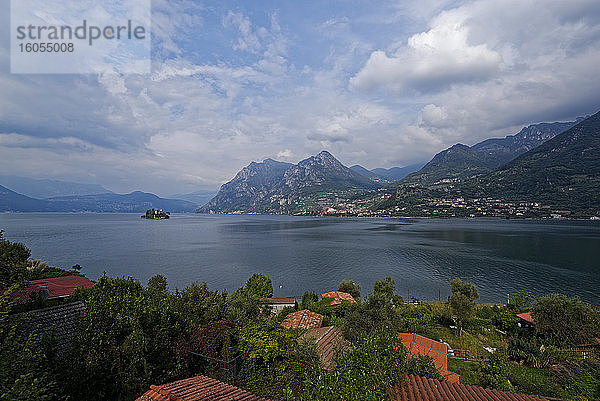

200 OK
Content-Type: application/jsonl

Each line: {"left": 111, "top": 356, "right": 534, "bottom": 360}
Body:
{"left": 507, "top": 363, "right": 560, "bottom": 398}
{"left": 448, "top": 359, "right": 480, "bottom": 385}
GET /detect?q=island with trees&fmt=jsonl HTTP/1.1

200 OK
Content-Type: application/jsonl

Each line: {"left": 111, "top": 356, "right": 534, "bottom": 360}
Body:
{"left": 141, "top": 208, "right": 170, "bottom": 219}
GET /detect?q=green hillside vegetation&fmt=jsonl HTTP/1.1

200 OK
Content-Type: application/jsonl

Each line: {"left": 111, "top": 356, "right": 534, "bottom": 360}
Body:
{"left": 2, "top": 234, "right": 600, "bottom": 400}
{"left": 462, "top": 111, "right": 600, "bottom": 213}
{"left": 401, "top": 144, "right": 496, "bottom": 187}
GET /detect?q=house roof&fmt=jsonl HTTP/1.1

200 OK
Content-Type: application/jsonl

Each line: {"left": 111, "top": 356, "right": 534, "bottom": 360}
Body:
{"left": 393, "top": 374, "right": 549, "bottom": 401}
{"left": 260, "top": 297, "right": 296, "bottom": 304}
{"left": 281, "top": 309, "right": 323, "bottom": 330}
{"left": 320, "top": 291, "right": 356, "bottom": 306}
{"left": 397, "top": 333, "right": 460, "bottom": 384}
{"left": 24, "top": 301, "right": 86, "bottom": 354}
{"left": 300, "top": 326, "right": 346, "bottom": 371}
{"left": 516, "top": 312, "right": 535, "bottom": 324}
{"left": 13, "top": 275, "right": 94, "bottom": 301}
{"left": 136, "top": 375, "right": 271, "bottom": 401}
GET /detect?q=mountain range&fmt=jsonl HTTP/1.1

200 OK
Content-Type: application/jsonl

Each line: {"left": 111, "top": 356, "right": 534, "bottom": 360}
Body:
{"left": 200, "top": 112, "right": 599, "bottom": 216}
{"left": 402, "top": 119, "right": 582, "bottom": 186}
{"left": 0, "top": 185, "right": 197, "bottom": 213}
{"left": 3, "top": 112, "right": 597, "bottom": 215}
{"left": 461, "top": 111, "right": 600, "bottom": 211}
{"left": 0, "top": 176, "right": 112, "bottom": 199}
{"left": 198, "top": 151, "right": 381, "bottom": 214}
{"left": 349, "top": 163, "right": 424, "bottom": 183}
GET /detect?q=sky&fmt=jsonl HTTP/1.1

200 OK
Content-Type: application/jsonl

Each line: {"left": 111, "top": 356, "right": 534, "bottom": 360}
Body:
{"left": 1, "top": 0, "right": 600, "bottom": 196}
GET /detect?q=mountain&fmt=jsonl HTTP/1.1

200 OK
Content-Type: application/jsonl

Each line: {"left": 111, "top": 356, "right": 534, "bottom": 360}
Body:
{"left": 371, "top": 164, "right": 425, "bottom": 181}
{"left": 401, "top": 119, "right": 581, "bottom": 186}
{"left": 462, "top": 111, "right": 600, "bottom": 212}
{"left": 199, "top": 158, "right": 293, "bottom": 213}
{"left": 350, "top": 163, "right": 424, "bottom": 183}
{"left": 350, "top": 165, "right": 381, "bottom": 180}
{"left": 0, "top": 187, "right": 197, "bottom": 213}
{"left": 169, "top": 190, "right": 218, "bottom": 207}
{"left": 0, "top": 176, "right": 112, "bottom": 199}
{"left": 198, "top": 151, "right": 381, "bottom": 214}
{"left": 45, "top": 192, "right": 197, "bottom": 213}
{"left": 0, "top": 185, "right": 52, "bottom": 212}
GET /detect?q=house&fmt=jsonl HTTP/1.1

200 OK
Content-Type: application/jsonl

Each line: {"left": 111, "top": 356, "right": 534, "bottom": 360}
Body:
{"left": 136, "top": 375, "right": 270, "bottom": 401}
{"left": 299, "top": 326, "right": 346, "bottom": 371}
{"left": 392, "top": 374, "right": 549, "bottom": 401}
{"left": 516, "top": 312, "right": 535, "bottom": 330}
{"left": 397, "top": 333, "right": 460, "bottom": 384}
{"left": 281, "top": 309, "right": 323, "bottom": 330}
{"left": 22, "top": 301, "right": 86, "bottom": 354}
{"left": 320, "top": 291, "right": 356, "bottom": 306}
{"left": 259, "top": 297, "right": 296, "bottom": 315}
{"left": 12, "top": 275, "right": 94, "bottom": 301}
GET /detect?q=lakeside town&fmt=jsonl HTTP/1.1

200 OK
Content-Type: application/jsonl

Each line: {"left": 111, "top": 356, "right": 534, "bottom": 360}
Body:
{"left": 292, "top": 189, "right": 598, "bottom": 220}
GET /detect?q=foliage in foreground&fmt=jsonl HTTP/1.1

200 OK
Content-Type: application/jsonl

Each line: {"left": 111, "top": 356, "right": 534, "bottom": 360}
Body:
{"left": 301, "top": 329, "right": 440, "bottom": 401}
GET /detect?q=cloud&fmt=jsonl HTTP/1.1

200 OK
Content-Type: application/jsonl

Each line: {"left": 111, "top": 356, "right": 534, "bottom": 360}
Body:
{"left": 350, "top": 8, "right": 502, "bottom": 94}
{"left": 1, "top": 0, "right": 600, "bottom": 195}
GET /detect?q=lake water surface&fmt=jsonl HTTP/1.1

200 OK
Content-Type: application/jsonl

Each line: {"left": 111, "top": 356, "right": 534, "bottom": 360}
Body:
{"left": 1, "top": 213, "right": 598, "bottom": 304}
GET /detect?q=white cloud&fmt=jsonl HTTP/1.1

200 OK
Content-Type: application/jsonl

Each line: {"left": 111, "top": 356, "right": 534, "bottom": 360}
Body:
{"left": 350, "top": 8, "right": 502, "bottom": 94}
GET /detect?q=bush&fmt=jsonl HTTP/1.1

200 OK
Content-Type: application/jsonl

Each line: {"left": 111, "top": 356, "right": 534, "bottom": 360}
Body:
{"left": 532, "top": 293, "right": 600, "bottom": 345}
{"left": 478, "top": 350, "right": 513, "bottom": 391}
{"left": 244, "top": 274, "right": 273, "bottom": 298}
{"left": 338, "top": 280, "right": 361, "bottom": 300}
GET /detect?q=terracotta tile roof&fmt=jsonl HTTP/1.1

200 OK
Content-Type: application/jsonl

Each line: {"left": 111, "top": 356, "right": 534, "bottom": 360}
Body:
{"left": 397, "top": 333, "right": 460, "bottom": 384}
{"left": 260, "top": 297, "right": 296, "bottom": 304}
{"left": 300, "top": 326, "right": 346, "bottom": 371}
{"left": 281, "top": 309, "right": 323, "bottom": 330}
{"left": 320, "top": 291, "right": 356, "bottom": 306}
{"left": 517, "top": 312, "right": 535, "bottom": 324}
{"left": 12, "top": 275, "right": 94, "bottom": 301}
{"left": 136, "top": 375, "right": 271, "bottom": 401}
{"left": 393, "top": 374, "right": 549, "bottom": 401}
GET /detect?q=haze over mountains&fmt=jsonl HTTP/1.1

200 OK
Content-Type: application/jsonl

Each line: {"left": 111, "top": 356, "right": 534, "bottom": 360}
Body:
{"left": 0, "top": 176, "right": 111, "bottom": 199}
{"left": 0, "top": 182, "right": 197, "bottom": 213}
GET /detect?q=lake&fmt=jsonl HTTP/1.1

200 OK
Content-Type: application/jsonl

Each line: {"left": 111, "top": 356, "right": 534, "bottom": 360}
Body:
{"left": 1, "top": 213, "right": 598, "bottom": 304}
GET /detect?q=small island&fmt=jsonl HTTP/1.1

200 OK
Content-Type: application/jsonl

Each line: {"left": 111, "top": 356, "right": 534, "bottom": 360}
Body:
{"left": 141, "top": 208, "right": 170, "bottom": 219}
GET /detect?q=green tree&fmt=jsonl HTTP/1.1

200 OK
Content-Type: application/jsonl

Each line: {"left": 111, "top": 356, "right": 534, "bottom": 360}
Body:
{"left": 338, "top": 280, "right": 361, "bottom": 300}
{"left": 512, "top": 291, "right": 533, "bottom": 312}
{"left": 0, "top": 231, "right": 31, "bottom": 287}
{"left": 449, "top": 279, "right": 479, "bottom": 335}
{"left": 301, "top": 329, "right": 440, "bottom": 401}
{"left": 301, "top": 291, "right": 318, "bottom": 306}
{"left": 148, "top": 274, "right": 168, "bottom": 292}
{"left": 244, "top": 273, "right": 273, "bottom": 298}
{"left": 478, "top": 350, "right": 512, "bottom": 391}
{"left": 343, "top": 279, "right": 401, "bottom": 342}
{"left": 0, "top": 282, "right": 60, "bottom": 400}
{"left": 66, "top": 276, "right": 184, "bottom": 400}
{"left": 373, "top": 276, "right": 395, "bottom": 300}
{"left": 532, "top": 293, "right": 600, "bottom": 345}
{"left": 238, "top": 321, "right": 306, "bottom": 398}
